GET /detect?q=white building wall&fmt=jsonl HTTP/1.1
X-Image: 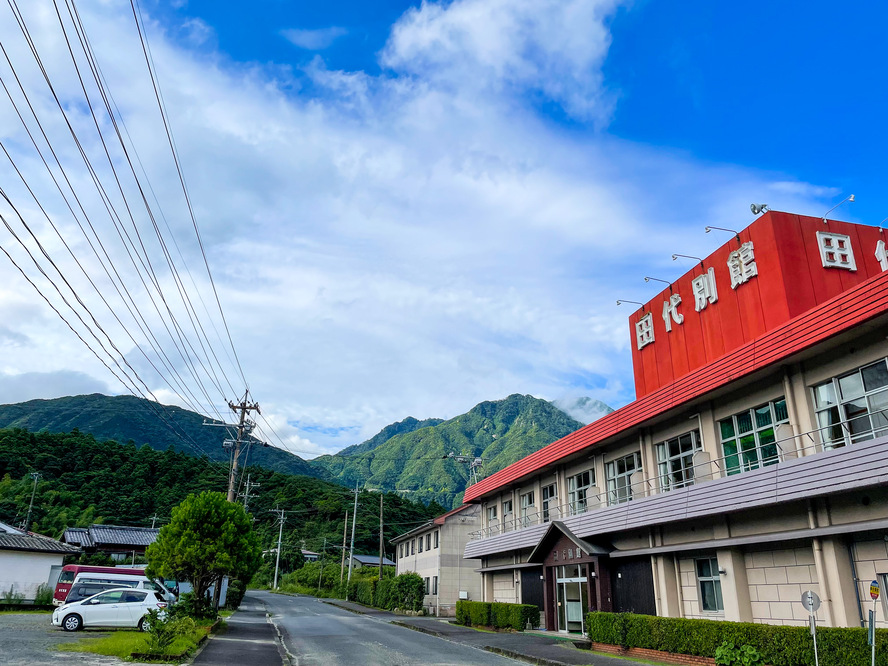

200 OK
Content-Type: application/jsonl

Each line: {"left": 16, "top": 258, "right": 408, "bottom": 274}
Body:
{"left": 0, "top": 551, "right": 65, "bottom": 601}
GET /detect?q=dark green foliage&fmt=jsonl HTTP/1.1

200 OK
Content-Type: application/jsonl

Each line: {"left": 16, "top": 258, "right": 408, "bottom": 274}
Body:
{"left": 0, "top": 394, "right": 323, "bottom": 478}
{"left": 392, "top": 572, "right": 424, "bottom": 612}
{"left": 0, "top": 427, "right": 439, "bottom": 576}
{"left": 143, "top": 608, "right": 195, "bottom": 655}
{"left": 171, "top": 592, "right": 216, "bottom": 620}
{"left": 715, "top": 641, "right": 763, "bottom": 666}
{"left": 455, "top": 600, "right": 539, "bottom": 631}
{"left": 350, "top": 577, "right": 377, "bottom": 606}
{"left": 585, "top": 612, "right": 888, "bottom": 666}
{"left": 225, "top": 579, "right": 247, "bottom": 610}
{"left": 33, "top": 584, "right": 53, "bottom": 606}
{"left": 336, "top": 417, "right": 445, "bottom": 457}
{"left": 375, "top": 577, "right": 395, "bottom": 610}
{"left": 311, "top": 394, "right": 587, "bottom": 508}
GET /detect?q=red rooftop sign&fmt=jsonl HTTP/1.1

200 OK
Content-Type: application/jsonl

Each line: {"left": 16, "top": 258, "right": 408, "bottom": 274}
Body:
{"left": 630, "top": 211, "right": 888, "bottom": 399}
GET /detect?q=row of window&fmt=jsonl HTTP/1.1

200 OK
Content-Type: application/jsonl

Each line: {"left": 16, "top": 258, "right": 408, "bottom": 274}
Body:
{"left": 482, "top": 357, "right": 888, "bottom": 525}
{"left": 398, "top": 530, "right": 439, "bottom": 558}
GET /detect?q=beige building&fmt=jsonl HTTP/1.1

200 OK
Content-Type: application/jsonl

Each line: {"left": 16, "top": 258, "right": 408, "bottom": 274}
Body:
{"left": 462, "top": 211, "right": 888, "bottom": 633}
{"left": 393, "top": 504, "right": 483, "bottom": 616}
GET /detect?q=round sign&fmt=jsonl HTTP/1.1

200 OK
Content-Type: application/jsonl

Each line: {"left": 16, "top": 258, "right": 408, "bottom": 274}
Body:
{"left": 871, "top": 580, "right": 880, "bottom": 600}
{"left": 801, "top": 590, "right": 821, "bottom": 612}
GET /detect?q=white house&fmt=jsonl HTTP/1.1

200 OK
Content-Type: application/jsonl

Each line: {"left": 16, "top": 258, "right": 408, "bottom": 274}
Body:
{"left": 0, "top": 521, "right": 79, "bottom": 602}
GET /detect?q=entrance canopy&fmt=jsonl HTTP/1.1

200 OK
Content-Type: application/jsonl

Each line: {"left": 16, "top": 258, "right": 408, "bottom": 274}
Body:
{"left": 526, "top": 521, "right": 612, "bottom": 564}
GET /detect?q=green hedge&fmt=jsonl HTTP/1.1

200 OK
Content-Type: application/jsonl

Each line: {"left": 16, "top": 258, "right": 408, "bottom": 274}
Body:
{"left": 456, "top": 600, "right": 540, "bottom": 631}
{"left": 585, "top": 612, "right": 888, "bottom": 666}
{"left": 345, "top": 572, "right": 424, "bottom": 612}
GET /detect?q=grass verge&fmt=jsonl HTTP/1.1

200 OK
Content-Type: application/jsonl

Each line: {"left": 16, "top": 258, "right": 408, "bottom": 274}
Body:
{"left": 0, "top": 609, "right": 51, "bottom": 615}
{"left": 57, "top": 623, "right": 213, "bottom": 662}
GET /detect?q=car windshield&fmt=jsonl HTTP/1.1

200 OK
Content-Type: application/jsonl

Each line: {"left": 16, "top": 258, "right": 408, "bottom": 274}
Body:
{"left": 58, "top": 571, "right": 75, "bottom": 584}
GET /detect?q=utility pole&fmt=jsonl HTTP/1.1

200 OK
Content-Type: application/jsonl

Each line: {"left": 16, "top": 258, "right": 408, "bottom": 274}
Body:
{"left": 150, "top": 513, "right": 159, "bottom": 529}
{"left": 21, "top": 472, "right": 40, "bottom": 531}
{"left": 378, "top": 492, "right": 384, "bottom": 575}
{"left": 340, "top": 512, "right": 348, "bottom": 583}
{"left": 347, "top": 484, "right": 359, "bottom": 585}
{"left": 272, "top": 508, "right": 285, "bottom": 589}
{"left": 239, "top": 474, "right": 260, "bottom": 512}
{"left": 226, "top": 391, "right": 260, "bottom": 502}
{"left": 316, "top": 537, "right": 326, "bottom": 593}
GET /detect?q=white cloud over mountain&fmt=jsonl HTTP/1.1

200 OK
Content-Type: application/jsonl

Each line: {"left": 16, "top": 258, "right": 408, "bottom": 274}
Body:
{"left": 0, "top": 0, "right": 834, "bottom": 456}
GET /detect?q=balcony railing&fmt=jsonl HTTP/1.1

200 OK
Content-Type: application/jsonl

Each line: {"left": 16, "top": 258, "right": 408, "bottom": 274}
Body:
{"left": 468, "top": 406, "right": 888, "bottom": 540}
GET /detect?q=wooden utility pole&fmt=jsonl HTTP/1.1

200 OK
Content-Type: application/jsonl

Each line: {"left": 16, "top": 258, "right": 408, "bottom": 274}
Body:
{"left": 378, "top": 492, "right": 384, "bottom": 575}
{"left": 226, "top": 391, "right": 260, "bottom": 502}
{"left": 347, "top": 484, "right": 359, "bottom": 584}
{"left": 340, "top": 512, "right": 348, "bottom": 583}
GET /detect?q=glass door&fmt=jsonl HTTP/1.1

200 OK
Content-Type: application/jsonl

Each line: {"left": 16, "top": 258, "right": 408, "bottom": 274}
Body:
{"left": 555, "top": 564, "right": 588, "bottom": 633}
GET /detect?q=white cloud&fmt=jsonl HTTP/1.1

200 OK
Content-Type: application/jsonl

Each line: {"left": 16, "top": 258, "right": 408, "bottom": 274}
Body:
{"left": 0, "top": 1, "right": 837, "bottom": 458}
{"left": 0, "top": 370, "right": 110, "bottom": 405}
{"left": 282, "top": 27, "right": 348, "bottom": 50}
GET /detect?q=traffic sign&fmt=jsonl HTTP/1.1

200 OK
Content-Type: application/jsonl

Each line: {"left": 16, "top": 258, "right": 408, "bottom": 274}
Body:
{"left": 871, "top": 580, "right": 880, "bottom": 600}
{"left": 801, "top": 590, "right": 821, "bottom": 613}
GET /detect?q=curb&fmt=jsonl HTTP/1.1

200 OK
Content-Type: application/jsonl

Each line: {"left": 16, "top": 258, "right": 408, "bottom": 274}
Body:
{"left": 390, "top": 620, "right": 447, "bottom": 638}
{"left": 267, "top": 612, "right": 295, "bottom": 666}
{"left": 483, "top": 645, "right": 573, "bottom": 666}
{"left": 319, "top": 600, "right": 370, "bottom": 616}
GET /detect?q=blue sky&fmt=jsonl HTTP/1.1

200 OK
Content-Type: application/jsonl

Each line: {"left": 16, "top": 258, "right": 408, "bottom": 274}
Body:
{"left": 0, "top": 0, "right": 884, "bottom": 457}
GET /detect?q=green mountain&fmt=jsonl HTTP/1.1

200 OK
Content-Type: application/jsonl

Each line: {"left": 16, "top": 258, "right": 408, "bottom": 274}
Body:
{"left": 0, "top": 394, "right": 323, "bottom": 479}
{"left": 336, "top": 416, "right": 444, "bottom": 457}
{"left": 309, "top": 394, "right": 588, "bottom": 508}
{"left": 0, "top": 428, "right": 440, "bottom": 570}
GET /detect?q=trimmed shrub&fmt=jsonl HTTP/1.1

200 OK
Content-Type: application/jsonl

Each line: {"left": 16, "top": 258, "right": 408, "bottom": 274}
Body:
{"left": 455, "top": 600, "right": 539, "bottom": 631}
{"left": 393, "top": 572, "right": 424, "bottom": 611}
{"left": 585, "top": 612, "right": 888, "bottom": 666}
{"left": 376, "top": 577, "right": 396, "bottom": 610}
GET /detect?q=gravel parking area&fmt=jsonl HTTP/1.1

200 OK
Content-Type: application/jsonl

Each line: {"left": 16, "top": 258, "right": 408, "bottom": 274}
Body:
{"left": 0, "top": 612, "right": 153, "bottom": 666}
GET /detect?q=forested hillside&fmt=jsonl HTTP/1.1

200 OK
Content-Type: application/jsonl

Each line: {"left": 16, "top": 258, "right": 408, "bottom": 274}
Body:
{"left": 310, "top": 394, "right": 587, "bottom": 508}
{"left": 0, "top": 428, "right": 441, "bottom": 563}
{"left": 0, "top": 394, "right": 322, "bottom": 479}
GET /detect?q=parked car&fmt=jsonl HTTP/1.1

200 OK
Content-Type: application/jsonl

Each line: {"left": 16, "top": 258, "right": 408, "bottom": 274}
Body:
{"left": 51, "top": 587, "right": 168, "bottom": 632}
{"left": 63, "top": 581, "right": 128, "bottom": 604}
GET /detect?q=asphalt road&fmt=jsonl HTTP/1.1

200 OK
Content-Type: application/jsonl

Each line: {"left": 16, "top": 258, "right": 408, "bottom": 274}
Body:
{"left": 254, "top": 591, "right": 519, "bottom": 666}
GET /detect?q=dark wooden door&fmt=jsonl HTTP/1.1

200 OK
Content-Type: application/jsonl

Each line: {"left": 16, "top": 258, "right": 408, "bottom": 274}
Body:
{"left": 521, "top": 568, "right": 544, "bottom": 616}
{"left": 611, "top": 557, "right": 656, "bottom": 615}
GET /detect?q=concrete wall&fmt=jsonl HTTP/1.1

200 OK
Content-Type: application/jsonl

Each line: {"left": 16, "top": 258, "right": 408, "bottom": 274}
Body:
{"left": 745, "top": 547, "right": 819, "bottom": 626}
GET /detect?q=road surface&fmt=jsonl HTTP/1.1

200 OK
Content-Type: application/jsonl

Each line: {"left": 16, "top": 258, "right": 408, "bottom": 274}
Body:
{"left": 254, "top": 591, "right": 519, "bottom": 666}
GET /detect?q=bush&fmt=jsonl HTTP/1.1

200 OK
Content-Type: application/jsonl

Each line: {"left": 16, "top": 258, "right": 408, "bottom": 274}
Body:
{"left": 585, "top": 612, "right": 888, "bottom": 666}
{"left": 225, "top": 579, "right": 246, "bottom": 610}
{"left": 455, "top": 600, "right": 539, "bottom": 631}
{"left": 33, "top": 584, "right": 53, "bottom": 606}
{"left": 393, "top": 572, "right": 424, "bottom": 612}
{"left": 2, "top": 586, "right": 24, "bottom": 604}
{"left": 715, "top": 641, "right": 763, "bottom": 666}
{"left": 376, "top": 577, "right": 396, "bottom": 610}
{"left": 143, "top": 608, "right": 196, "bottom": 656}
{"left": 173, "top": 592, "right": 216, "bottom": 620}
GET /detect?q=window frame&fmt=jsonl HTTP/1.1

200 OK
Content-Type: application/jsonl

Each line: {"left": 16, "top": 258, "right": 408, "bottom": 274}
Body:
{"left": 813, "top": 358, "right": 888, "bottom": 449}
{"left": 605, "top": 453, "right": 641, "bottom": 506}
{"left": 434, "top": 530, "right": 439, "bottom": 548}
{"left": 541, "top": 483, "right": 558, "bottom": 522}
{"left": 719, "top": 398, "right": 788, "bottom": 475}
{"left": 520, "top": 491, "right": 535, "bottom": 527}
{"left": 656, "top": 429, "right": 702, "bottom": 491}
{"left": 567, "top": 470, "right": 594, "bottom": 515}
{"left": 418, "top": 537, "right": 424, "bottom": 553}
{"left": 695, "top": 556, "right": 724, "bottom": 613}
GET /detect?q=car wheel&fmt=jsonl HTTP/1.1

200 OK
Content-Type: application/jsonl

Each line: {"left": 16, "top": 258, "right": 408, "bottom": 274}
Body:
{"left": 138, "top": 617, "right": 149, "bottom": 632}
{"left": 62, "top": 614, "right": 82, "bottom": 632}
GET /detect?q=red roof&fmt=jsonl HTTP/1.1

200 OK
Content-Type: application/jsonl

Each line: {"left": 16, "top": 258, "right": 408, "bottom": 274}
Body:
{"left": 434, "top": 504, "right": 473, "bottom": 525}
{"left": 464, "top": 267, "right": 888, "bottom": 503}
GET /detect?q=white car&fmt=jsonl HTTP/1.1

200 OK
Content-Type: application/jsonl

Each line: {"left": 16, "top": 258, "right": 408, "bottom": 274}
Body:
{"left": 52, "top": 587, "right": 168, "bottom": 632}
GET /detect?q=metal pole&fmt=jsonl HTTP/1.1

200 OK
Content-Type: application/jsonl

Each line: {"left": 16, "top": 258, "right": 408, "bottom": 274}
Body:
{"left": 273, "top": 509, "right": 284, "bottom": 589}
{"left": 22, "top": 472, "right": 39, "bottom": 530}
{"left": 347, "top": 484, "right": 359, "bottom": 586}
{"left": 873, "top": 598, "right": 877, "bottom": 666}
{"left": 812, "top": 614, "right": 819, "bottom": 666}
{"left": 317, "top": 538, "right": 326, "bottom": 593}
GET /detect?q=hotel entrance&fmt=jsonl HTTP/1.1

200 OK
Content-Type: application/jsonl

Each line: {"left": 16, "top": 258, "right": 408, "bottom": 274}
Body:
{"left": 555, "top": 564, "right": 589, "bottom": 633}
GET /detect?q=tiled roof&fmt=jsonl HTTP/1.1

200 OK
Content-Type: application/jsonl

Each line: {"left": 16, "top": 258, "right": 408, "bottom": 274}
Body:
{"left": 0, "top": 522, "right": 80, "bottom": 555}
{"left": 62, "top": 525, "right": 159, "bottom": 548}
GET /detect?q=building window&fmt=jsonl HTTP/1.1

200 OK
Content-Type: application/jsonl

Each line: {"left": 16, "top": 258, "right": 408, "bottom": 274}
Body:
{"left": 411, "top": 539, "right": 415, "bottom": 555}
{"left": 605, "top": 453, "right": 640, "bottom": 505}
{"left": 567, "top": 470, "right": 594, "bottom": 515}
{"left": 541, "top": 483, "right": 558, "bottom": 521}
{"left": 656, "top": 430, "right": 701, "bottom": 491}
{"left": 424, "top": 577, "right": 430, "bottom": 595}
{"left": 487, "top": 505, "right": 498, "bottom": 522}
{"left": 434, "top": 530, "right": 439, "bottom": 548}
{"left": 520, "top": 491, "right": 535, "bottom": 527}
{"left": 432, "top": 576, "right": 438, "bottom": 595}
{"left": 399, "top": 544, "right": 403, "bottom": 558}
{"left": 502, "top": 499, "right": 513, "bottom": 530}
{"left": 418, "top": 537, "right": 424, "bottom": 553}
{"left": 426, "top": 534, "right": 431, "bottom": 550}
{"left": 719, "top": 399, "right": 788, "bottom": 475}
{"left": 696, "top": 557, "right": 724, "bottom": 612}
{"left": 813, "top": 358, "right": 888, "bottom": 449}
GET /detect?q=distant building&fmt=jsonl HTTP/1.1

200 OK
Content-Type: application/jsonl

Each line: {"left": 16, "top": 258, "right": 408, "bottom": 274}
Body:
{"left": 0, "top": 521, "right": 79, "bottom": 602}
{"left": 62, "top": 524, "right": 158, "bottom": 562}
{"left": 349, "top": 553, "right": 396, "bottom": 571}
{"left": 301, "top": 549, "right": 320, "bottom": 562}
{"left": 392, "top": 504, "right": 483, "bottom": 616}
